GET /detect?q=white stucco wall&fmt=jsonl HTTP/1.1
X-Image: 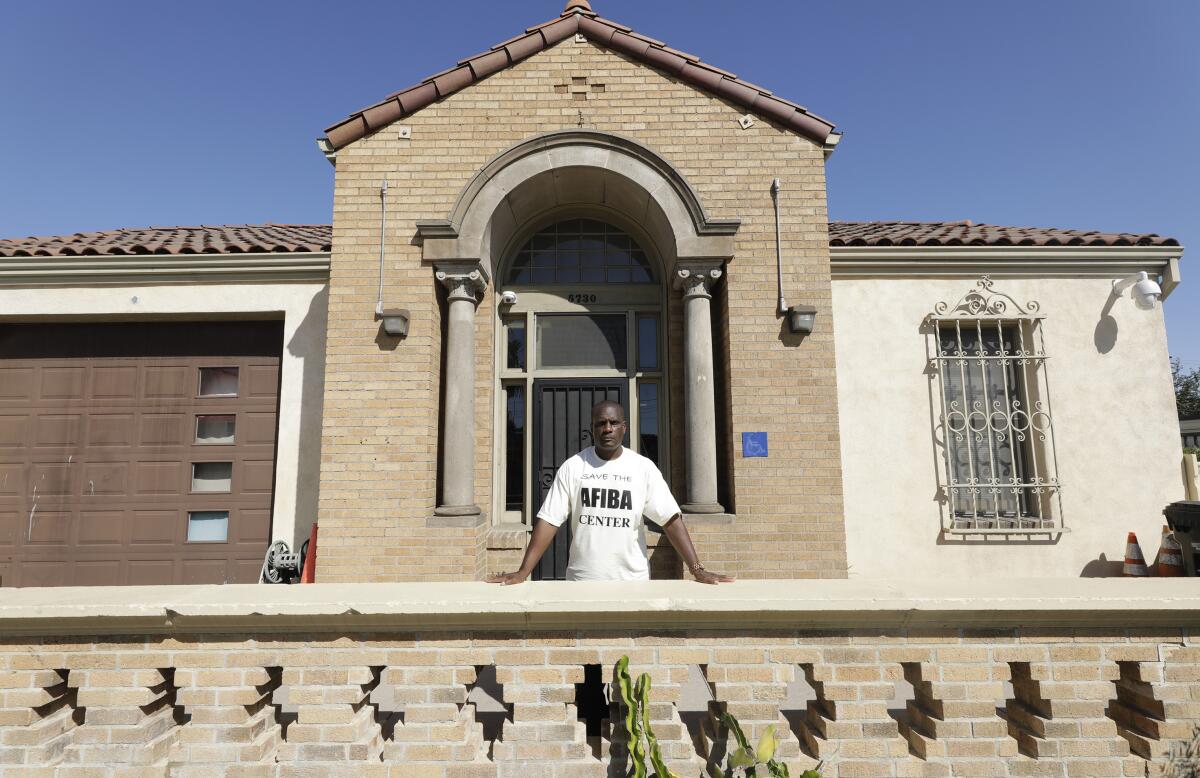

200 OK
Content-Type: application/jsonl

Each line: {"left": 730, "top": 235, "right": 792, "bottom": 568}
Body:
{"left": 832, "top": 275, "right": 1184, "bottom": 578}
{"left": 0, "top": 282, "right": 328, "bottom": 549}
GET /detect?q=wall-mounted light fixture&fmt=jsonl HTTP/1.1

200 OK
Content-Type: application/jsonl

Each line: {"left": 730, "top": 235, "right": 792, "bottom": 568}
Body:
{"left": 770, "top": 177, "right": 820, "bottom": 337}
{"left": 379, "top": 309, "right": 410, "bottom": 338}
{"left": 787, "top": 305, "right": 817, "bottom": 335}
{"left": 1111, "top": 271, "right": 1162, "bottom": 311}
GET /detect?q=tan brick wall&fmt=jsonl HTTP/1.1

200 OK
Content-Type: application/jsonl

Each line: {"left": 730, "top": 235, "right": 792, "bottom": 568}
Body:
{"left": 318, "top": 37, "right": 844, "bottom": 581}
{"left": 3, "top": 626, "right": 1197, "bottom": 775}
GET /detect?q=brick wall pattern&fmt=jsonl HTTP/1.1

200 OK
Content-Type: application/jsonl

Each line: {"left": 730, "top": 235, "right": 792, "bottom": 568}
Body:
{"left": 317, "top": 37, "right": 846, "bottom": 582}
{"left": 2, "top": 627, "right": 1197, "bottom": 776}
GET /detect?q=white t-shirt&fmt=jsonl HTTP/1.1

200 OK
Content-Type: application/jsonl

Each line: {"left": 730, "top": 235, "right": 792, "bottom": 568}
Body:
{"left": 537, "top": 446, "right": 681, "bottom": 581}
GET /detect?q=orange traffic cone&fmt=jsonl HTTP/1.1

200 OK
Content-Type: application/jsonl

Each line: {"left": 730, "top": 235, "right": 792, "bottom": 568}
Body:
{"left": 1123, "top": 532, "right": 1149, "bottom": 577}
{"left": 1157, "top": 526, "right": 1185, "bottom": 577}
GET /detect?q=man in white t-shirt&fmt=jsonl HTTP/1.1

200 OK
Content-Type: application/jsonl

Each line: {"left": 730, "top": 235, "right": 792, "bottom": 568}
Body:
{"left": 488, "top": 400, "right": 734, "bottom": 584}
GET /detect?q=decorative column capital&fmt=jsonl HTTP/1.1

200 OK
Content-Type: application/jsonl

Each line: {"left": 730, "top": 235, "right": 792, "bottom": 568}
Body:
{"left": 673, "top": 264, "right": 724, "bottom": 300}
{"left": 435, "top": 262, "right": 488, "bottom": 305}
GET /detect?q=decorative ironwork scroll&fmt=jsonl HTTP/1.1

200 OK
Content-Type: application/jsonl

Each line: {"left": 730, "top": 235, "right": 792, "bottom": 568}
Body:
{"left": 928, "top": 277, "right": 1063, "bottom": 535}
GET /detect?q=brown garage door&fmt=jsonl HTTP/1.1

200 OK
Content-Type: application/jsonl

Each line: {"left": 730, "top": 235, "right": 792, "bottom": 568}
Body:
{"left": 0, "top": 321, "right": 283, "bottom": 587}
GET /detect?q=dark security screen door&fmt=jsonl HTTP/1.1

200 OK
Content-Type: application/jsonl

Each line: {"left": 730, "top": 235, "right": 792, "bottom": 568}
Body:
{"left": 532, "top": 380, "right": 627, "bottom": 581}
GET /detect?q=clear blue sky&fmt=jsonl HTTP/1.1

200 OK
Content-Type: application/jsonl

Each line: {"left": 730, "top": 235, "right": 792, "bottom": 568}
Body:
{"left": 1, "top": 1, "right": 1196, "bottom": 366}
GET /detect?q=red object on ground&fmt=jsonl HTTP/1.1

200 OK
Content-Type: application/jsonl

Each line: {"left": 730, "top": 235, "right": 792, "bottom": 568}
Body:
{"left": 300, "top": 523, "right": 318, "bottom": 583}
{"left": 1123, "top": 532, "right": 1148, "bottom": 577}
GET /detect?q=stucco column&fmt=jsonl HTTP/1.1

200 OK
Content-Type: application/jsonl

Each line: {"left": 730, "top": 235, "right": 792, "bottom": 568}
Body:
{"left": 674, "top": 264, "right": 724, "bottom": 514}
{"left": 434, "top": 265, "right": 487, "bottom": 517}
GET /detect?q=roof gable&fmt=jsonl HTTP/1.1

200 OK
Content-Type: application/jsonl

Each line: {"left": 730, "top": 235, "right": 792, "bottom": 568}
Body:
{"left": 323, "top": 2, "right": 837, "bottom": 151}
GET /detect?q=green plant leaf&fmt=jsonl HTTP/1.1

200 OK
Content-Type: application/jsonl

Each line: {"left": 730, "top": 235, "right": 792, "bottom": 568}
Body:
{"left": 799, "top": 771, "right": 821, "bottom": 778}
{"left": 721, "top": 711, "right": 751, "bottom": 752}
{"left": 767, "top": 760, "right": 790, "bottom": 778}
{"left": 730, "top": 747, "right": 756, "bottom": 769}
{"left": 756, "top": 724, "right": 777, "bottom": 762}
{"left": 638, "top": 673, "right": 677, "bottom": 778}
{"left": 706, "top": 764, "right": 726, "bottom": 778}
{"left": 613, "top": 657, "right": 647, "bottom": 778}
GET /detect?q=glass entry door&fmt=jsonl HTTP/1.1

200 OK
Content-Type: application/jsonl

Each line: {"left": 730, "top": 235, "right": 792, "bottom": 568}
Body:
{"left": 531, "top": 380, "right": 627, "bottom": 581}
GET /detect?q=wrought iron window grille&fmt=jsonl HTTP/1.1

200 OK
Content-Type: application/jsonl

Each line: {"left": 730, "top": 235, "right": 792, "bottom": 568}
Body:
{"left": 928, "top": 276, "right": 1064, "bottom": 536}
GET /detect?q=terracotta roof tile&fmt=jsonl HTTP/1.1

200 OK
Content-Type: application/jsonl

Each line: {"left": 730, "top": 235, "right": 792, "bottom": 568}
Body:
{"left": 660, "top": 45, "right": 700, "bottom": 63}
{"left": 0, "top": 225, "right": 333, "bottom": 258}
{"left": 505, "top": 32, "right": 545, "bottom": 62}
{"left": 827, "top": 221, "right": 1180, "bottom": 248}
{"left": 323, "top": 7, "right": 838, "bottom": 150}
{"left": 0, "top": 223, "right": 1177, "bottom": 259}
{"left": 464, "top": 49, "right": 510, "bottom": 79}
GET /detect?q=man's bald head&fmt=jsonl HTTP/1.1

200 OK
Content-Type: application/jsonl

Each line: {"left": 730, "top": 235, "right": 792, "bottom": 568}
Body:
{"left": 591, "top": 400, "right": 625, "bottom": 423}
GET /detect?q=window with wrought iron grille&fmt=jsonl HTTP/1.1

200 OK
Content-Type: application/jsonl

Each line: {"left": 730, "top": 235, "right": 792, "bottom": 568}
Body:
{"left": 930, "top": 277, "right": 1063, "bottom": 534}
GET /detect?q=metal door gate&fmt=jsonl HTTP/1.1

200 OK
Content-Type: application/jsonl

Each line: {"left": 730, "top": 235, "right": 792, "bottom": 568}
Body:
{"left": 531, "top": 380, "right": 627, "bottom": 581}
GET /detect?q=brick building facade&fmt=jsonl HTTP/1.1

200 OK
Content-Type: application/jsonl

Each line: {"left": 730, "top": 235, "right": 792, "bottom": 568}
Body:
{"left": 0, "top": 0, "right": 1186, "bottom": 587}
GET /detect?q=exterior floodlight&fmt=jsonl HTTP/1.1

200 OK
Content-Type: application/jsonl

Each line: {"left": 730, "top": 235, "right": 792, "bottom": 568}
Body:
{"left": 1112, "top": 271, "right": 1162, "bottom": 311}
{"left": 787, "top": 305, "right": 817, "bottom": 335}
{"left": 380, "top": 309, "right": 410, "bottom": 337}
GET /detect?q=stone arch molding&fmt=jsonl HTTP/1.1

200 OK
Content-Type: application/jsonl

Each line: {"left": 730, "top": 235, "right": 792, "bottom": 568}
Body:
{"left": 416, "top": 130, "right": 740, "bottom": 283}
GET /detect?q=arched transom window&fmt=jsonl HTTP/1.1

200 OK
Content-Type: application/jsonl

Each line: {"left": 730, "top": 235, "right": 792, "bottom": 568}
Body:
{"left": 506, "top": 219, "right": 655, "bottom": 285}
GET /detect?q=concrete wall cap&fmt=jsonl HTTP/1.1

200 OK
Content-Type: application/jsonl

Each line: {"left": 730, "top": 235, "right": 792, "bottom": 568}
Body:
{"left": 1, "top": 579, "right": 1198, "bottom": 636}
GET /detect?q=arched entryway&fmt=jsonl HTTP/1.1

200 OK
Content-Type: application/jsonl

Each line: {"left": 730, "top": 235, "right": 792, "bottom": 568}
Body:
{"left": 494, "top": 214, "right": 667, "bottom": 578}
{"left": 416, "top": 131, "right": 740, "bottom": 569}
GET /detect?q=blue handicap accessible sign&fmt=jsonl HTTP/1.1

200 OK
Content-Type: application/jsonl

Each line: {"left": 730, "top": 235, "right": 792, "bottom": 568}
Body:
{"left": 742, "top": 432, "right": 768, "bottom": 457}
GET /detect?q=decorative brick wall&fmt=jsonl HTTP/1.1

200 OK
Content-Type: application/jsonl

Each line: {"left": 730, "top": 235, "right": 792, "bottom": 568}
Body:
{"left": 318, "top": 34, "right": 844, "bottom": 582}
{"left": 1, "top": 581, "right": 1197, "bottom": 776}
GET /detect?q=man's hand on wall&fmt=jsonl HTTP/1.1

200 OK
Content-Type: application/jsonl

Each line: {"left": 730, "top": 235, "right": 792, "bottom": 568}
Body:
{"left": 486, "top": 570, "right": 530, "bottom": 585}
{"left": 661, "top": 514, "right": 735, "bottom": 585}
{"left": 690, "top": 566, "right": 735, "bottom": 585}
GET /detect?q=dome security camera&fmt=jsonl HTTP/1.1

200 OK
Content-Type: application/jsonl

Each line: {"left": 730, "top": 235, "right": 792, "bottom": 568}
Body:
{"left": 499, "top": 290, "right": 518, "bottom": 305}
{"left": 1132, "top": 275, "right": 1162, "bottom": 310}
{"left": 1112, "top": 271, "right": 1162, "bottom": 311}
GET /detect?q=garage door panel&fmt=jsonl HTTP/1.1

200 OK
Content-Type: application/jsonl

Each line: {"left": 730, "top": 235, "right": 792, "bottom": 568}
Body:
{"left": 242, "top": 413, "right": 278, "bottom": 446}
{"left": 135, "top": 462, "right": 182, "bottom": 495}
{"left": 242, "top": 461, "right": 275, "bottom": 494}
{"left": 30, "top": 464, "right": 75, "bottom": 496}
{"left": 140, "top": 414, "right": 187, "bottom": 446}
{"left": 245, "top": 364, "right": 280, "bottom": 398}
{"left": 34, "top": 415, "right": 82, "bottom": 448}
{"left": 143, "top": 366, "right": 191, "bottom": 400}
{"left": 131, "top": 510, "right": 179, "bottom": 545}
{"left": 0, "top": 368, "right": 33, "bottom": 401}
{"left": 182, "top": 558, "right": 228, "bottom": 585}
{"left": 128, "top": 559, "right": 175, "bottom": 586}
{"left": 88, "top": 414, "right": 135, "bottom": 447}
{"left": 1, "top": 321, "right": 282, "bottom": 587}
{"left": 237, "top": 509, "right": 272, "bottom": 544}
{"left": 0, "top": 415, "right": 30, "bottom": 448}
{"left": 0, "top": 464, "right": 21, "bottom": 496}
{"left": 77, "top": 510, "right": 125, "bottom": 545}
{"left": 232, "top": 557, "right": 264, "bottom": 583}
{"left": 39, "top": 367, "right": 85, "bottom": 400}
{"left": 75, "top": 560, "right": 123, "bottom": 586}
{"left": 83, "top": 462, "right": 128, "bottom": 497}
{"left": 0, "top": 511, "right": 17, "bottom": 546}
{"left": 17, "top": 561, "right": 68, "bottom": 587}
{"left": 26, "top": 511, "right": 71, "bottom": 545}
{"left": 91, "top": 366, "right": 139, "bottom": 399}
